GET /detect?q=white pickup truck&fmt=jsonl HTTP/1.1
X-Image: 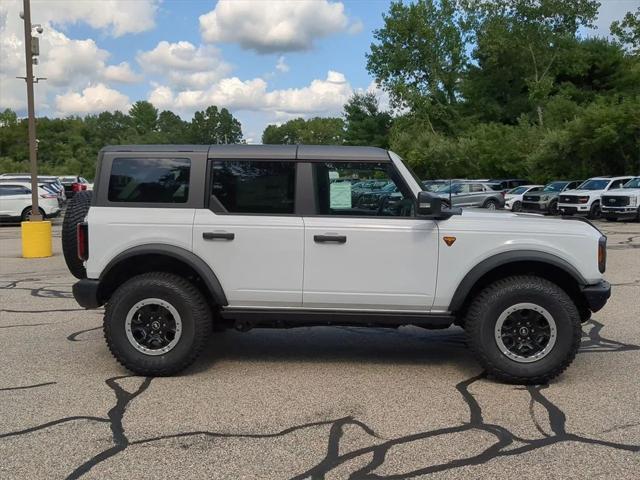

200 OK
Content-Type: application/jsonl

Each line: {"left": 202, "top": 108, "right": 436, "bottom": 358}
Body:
{"left": 62, "top": 145, "right": 610, "bottom": 384}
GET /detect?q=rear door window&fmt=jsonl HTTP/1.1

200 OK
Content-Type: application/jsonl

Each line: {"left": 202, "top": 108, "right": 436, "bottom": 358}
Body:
{"left": 211, "top": 160, "right": 296, "bottom": 214}
{"left": 108, "top": 158, "right": 190, "bottom": 203}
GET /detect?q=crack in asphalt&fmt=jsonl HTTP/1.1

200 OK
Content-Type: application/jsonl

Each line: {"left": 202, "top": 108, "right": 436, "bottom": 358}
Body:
{"left": 0, "top": 382, "right": 56, "bottom": 392}
{"left": 0, "top": 278, "right": 72, "bottom": 299}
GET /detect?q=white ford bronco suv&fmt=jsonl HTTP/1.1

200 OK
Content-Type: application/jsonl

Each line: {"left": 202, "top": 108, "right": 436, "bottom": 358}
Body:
{"left": 63, "top": 145, "right": 610, "bottom": 384}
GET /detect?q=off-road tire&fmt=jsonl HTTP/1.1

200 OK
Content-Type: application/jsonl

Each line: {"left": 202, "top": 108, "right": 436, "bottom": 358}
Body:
{"left": 483, "top": 199, "right": 498, "bottom": 210}
{"left": 104, "top": 272, "right": 212, "bottom": 376}
{"left": 21, "top": 206, "right": 46, "bottom": 221}
{"left": 588, "top": 201, "right": 601, "bottom": 220}
{"left": 62, "top": 190, "right": 92, "bottom": 279}
{"left": 464, "top": 275, "right": 581, "bottom": 384}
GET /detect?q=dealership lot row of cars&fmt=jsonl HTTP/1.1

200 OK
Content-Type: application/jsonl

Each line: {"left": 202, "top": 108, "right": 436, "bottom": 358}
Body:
{"left": 0, "top": 174, "right": 91, "bottom": 221}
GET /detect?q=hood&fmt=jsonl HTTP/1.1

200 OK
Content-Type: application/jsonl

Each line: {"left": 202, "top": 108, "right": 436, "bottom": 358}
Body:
{"left": 603, "top": 188, "right": 640, "bottom": 196}
{"left": 446, "top": 209, "right": 602, "bottom": 236}
{"left": 559, "top": 189, "right": 600, "bottom": 196}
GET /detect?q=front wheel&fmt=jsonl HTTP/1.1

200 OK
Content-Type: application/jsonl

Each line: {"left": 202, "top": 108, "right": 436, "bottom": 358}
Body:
{"left": 548, "top": 200, "right": 559, "bottom": 216}
{"left": 104, "top": 272, "right": 212, "bottom": 376}
{"left": 511, "top": 201, "right": 522, "bottom": 212}
{"left": 464, "top": 275, "right": 581, "bottom": 384}
{"left": 588, "top": 201, "right": 601, "bottom": 219}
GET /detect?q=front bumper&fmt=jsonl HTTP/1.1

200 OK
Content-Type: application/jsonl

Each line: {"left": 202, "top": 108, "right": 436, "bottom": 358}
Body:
{"left": 522, "top": 200, "right": 551, "bottom": 213}
{"left": 602, "top": 206, "right": 638, "bottom": 218}
{"left": 558, "top": 204, "right": 590, "bottom": 215}
{"left": 72, "top": 279, "right": 102, "bottom": 309}
{"left": 581, "top": 280, "right": 611, "bottom": 313}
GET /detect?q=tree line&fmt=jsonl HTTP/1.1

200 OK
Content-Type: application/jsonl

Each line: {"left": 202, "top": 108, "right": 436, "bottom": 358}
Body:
{"left": 1, "top": 1, "right": 638, "bottom": 182}
{"left": 0, "top": 103, "right": 242, "bottom": 179}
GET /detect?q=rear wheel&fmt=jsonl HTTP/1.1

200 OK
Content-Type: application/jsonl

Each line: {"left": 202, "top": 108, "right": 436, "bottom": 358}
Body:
{"left": 62, "top": 191, "right": 92, "bottom": 279}
{"left": 104, "top": 272, "right": 212, "bottom": 376}
{"left": 483, "top": 199, "right": 498, "bottom": 210}
{"left": 464, "top": 275, "right": 581, "bottom": 384}
{"left": 21, "top": 206, "right": 46, "bottom": 221}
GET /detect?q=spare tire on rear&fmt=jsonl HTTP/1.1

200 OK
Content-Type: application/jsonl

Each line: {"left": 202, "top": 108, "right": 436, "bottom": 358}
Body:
{"left": 62, "top": 190, "right": 92, "bottom": 279}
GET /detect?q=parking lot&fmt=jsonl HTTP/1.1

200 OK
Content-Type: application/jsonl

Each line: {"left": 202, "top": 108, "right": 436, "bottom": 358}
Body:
{"left": 0, "top": 216, "right": 638, "bottom": 479}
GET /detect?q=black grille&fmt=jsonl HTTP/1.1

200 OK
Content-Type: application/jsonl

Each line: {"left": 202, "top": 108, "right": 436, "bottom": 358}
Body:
{"left": 602, "top": 195, "right": 630, "bottom": 207}
{"left": 523, "top": 195, "right": 540, "bottom": 202}
{"left": 560, "top": 195, "right": 579, "bottom": 204}
{"left": 522, "top": 202, "right": 541, "bottom": 211}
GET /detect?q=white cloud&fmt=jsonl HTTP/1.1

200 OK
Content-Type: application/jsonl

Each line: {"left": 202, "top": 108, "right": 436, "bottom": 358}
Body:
{"left": 137, "top": 41, "right": 232, "bottom": 89}
{"left": 55, "top": 83, "right": 130, "bottom": 114}
{"left": 30, "top": 0, "right": 159, "bottom": 37}
{"left": 0, "top": 1, "right": 144, "bottom": 112}
{"left": 103, "top": 62, "right": 142, "bottom": 84}
{"left": 199, "top": 0, "right": 355, "bottom": 53}
{"left": 147, "top": 70, "right": 354, "bottom": 118}
{"left": 275, "top": 56, "right": 289, "bottom": 73}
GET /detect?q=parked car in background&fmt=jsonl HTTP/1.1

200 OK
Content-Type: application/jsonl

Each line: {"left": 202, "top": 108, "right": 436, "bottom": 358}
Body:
{"left": 0, "top": 174, "right": 66, "bottom": 204}
{"left": 489, "top": 179, "right": 531, "bottom": 192}
{"left": 0, "top": 181, "right": 61, "bottom": 221}
{"left": 504, "top": 185, "right": 544, "bottom": 211}
{"left": 521, "top": 180, "right": 583, "bottom": 215}
{"left": 601, "top": 177, "right": 640, "bottom": 222}
{"left": 436, "top": 181, "right": 505, "bottom": 210}
{"left": 356, "top": 181, "right": 404, "bottom": 213}
{"left": 59, "top": 176, "right": 90, "bottom": 198}
{"left": 558, "top": 176, "right": 634, "bottom": 219}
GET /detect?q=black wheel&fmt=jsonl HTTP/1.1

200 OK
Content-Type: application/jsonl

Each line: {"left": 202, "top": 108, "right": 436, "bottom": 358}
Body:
{"left": 512, "top": 201, "right": 522, "bottom": 212}
{"left": 548, "top": 200, "right": 559, "bottom": 216}
{"left": 104, "top": 272, "right": 212, "bottom": 376}
{"left": 588, "top": 201, "right": 601, "bottom": 219}
{"left": 21, "top": 206, "right": 46, "bottom": 221}
{"left": 483, "top": 199, "right": 498, "bottom": 210}
{"left": 62, "top": 191, "right": 92, "bottom": 279}
{"left": 464, "top": 275, "right": 581, "bottom": 384}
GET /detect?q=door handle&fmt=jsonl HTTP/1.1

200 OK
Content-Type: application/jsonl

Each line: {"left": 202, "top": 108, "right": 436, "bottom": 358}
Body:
{"left": 203, "top": 232, "right": 235, "bottom": 241}
{"left": 314, "top": 234, "right": 347, "bottom": 244}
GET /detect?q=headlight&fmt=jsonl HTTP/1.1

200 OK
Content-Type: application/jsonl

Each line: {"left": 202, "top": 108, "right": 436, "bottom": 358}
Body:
{"left": 630, "top": 196, "right": 638, "bottom": 206}
{"left": 540, "top": 195, "right": 550, "bottom": 201}
{"left": 579, "top": 196, "right": 590, "bottom": 203}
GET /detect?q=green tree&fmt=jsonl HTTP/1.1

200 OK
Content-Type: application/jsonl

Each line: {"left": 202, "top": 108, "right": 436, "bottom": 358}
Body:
{"left": 190, "top": 106, "right": 243, "bottom": 144}
{"left": 128, "top": 101, "right": 158, "bottom": 135}
{"left": 262, "top": 117, "right": 344, "bottom": 145}
{"left": 157, "top": 111, "right": 190, "bottom": 143}
{"left": 343, "top": 92, "right": 392, "bottom": 148}
{"left": 367, "top": 0, "right": 471, "bottom": 133}
{"left": 611, "top": 7, "right": 640, "bottom": 55}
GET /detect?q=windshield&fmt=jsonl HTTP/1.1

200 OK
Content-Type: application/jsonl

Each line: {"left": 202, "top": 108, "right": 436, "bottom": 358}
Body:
{"left": 578, "top": 179, "right": 609, "bottom": 190}
{"left": 437, "top": 183, "right": 462, "bottom": 194}
{"left": 623, "top": 178, "right": 640, "bottom": 189}
{"left": 507, "top": 186, "right": 528, "bottom": 195}
{"left": 543, "top": 182, "right": 568, "bottom": 192}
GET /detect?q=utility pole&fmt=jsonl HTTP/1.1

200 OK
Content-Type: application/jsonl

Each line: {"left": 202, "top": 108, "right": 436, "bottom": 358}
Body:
{"left": 21, "top": 0, "right": 41, "bottom": 221}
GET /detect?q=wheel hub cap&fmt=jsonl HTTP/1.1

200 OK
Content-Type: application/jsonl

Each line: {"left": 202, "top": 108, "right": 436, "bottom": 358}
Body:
{"left": 494, "top": 303, "right": 557, "bottom": 363}
{"left": 125, "top": 298, "right": 182, "bottom": 356}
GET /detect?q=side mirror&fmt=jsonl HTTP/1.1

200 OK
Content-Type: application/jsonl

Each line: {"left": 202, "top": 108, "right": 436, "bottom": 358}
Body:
{"left": 416, "top": 191, "right": 461, "bottom": 219}
{"left": 417, "top": 191, "right": 442, "bottom": 217}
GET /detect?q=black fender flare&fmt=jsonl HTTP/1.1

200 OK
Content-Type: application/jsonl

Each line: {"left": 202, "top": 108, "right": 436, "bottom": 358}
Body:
{"left": 448, "top": 250, "right": 587, "bottom": 312}
{"left": 99, "top": 244, "right": 228, "bottom": 306}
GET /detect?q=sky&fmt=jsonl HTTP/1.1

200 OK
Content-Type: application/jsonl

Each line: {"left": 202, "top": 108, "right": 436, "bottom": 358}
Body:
{"left": 0, "top": 0, "right": 637, "bottom": 143}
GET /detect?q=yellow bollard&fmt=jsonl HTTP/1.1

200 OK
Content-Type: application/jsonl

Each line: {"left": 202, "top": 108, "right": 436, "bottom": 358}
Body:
{"left": 21, "top": 220, "right": 53, "bottom": 258}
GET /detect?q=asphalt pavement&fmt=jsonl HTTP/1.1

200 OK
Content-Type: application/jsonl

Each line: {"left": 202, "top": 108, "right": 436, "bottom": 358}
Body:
{"left": 0, "top": 216, "right": 639, "bottom": 479}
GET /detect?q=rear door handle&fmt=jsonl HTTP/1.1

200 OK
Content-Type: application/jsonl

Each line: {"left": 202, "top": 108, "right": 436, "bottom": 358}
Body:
{"left": 203, "top": 232, "right": 235, "bottom": 241}
{"left": 314, "top": 234, "right": 347, "bottom": 244}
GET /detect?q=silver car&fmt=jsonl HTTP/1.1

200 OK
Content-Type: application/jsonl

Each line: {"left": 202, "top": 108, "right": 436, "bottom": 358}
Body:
{"left": 436, "top": 182, "right": 505, "bottom": 210}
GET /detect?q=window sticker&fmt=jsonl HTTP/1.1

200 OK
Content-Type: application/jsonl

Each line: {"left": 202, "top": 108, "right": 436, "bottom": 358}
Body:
{"left": 330, "top": 182, "right": 352, "bottom": 209}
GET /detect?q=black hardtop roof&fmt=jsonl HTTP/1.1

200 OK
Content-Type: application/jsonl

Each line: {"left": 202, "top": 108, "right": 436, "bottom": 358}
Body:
{"left": 100, "top": 144, "right": 390, "bottom": 161}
